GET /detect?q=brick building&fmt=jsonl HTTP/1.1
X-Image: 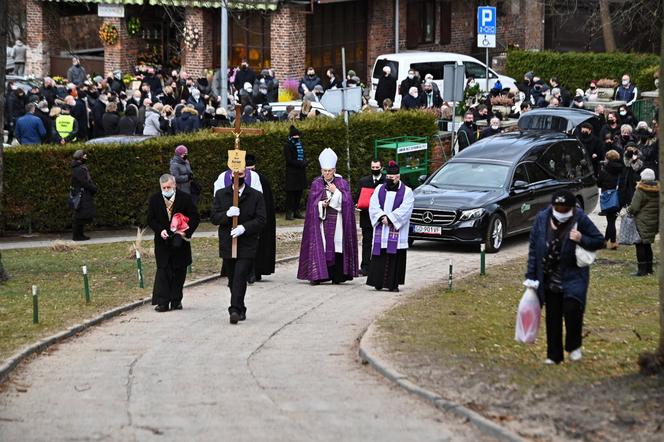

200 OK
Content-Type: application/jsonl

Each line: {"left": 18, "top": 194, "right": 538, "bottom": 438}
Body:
{"left": 22, "top": 0, "right": 544, "bottom": 83}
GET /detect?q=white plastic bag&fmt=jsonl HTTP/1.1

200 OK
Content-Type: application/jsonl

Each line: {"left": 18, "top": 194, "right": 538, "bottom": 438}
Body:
{"left": 515, "top": 288, "right": 541, "bottom": 344}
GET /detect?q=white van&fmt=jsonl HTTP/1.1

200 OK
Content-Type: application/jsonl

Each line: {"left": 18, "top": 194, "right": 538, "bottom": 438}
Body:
{"left": 370, "top": 52, "right": 517, "bottom": 108}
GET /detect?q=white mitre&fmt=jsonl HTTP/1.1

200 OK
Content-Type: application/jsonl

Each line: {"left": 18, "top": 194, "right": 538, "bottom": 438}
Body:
{"left": 318, "top": 148, "right": 338, "bottom": 169}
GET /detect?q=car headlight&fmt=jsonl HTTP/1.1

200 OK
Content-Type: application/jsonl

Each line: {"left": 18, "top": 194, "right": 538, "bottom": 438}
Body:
{"left": 459, "top": 208, "right": 485, "bottom": 221}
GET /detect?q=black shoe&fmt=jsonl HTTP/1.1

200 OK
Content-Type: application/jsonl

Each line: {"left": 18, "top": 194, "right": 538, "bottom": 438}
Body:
{"left": 310, "top": 281, "right": 320, "bottom": 286}
{"left": 632, "top": 263, "right": 649, "bottom": 276}
{"left": 646, "top": 262, "right": 654, "bottom": 274}
{"left": 255, "top": 274, "right": 262, "bottom": 282}
{"left": 155, "top": 304, "right": 169, "bottom": 312}
{"left": 171, "top": 302, "right": 183, "bottom": 310}
{"left": 389, "top": 287, "right": 400, "bottom": 292}
{"left": 72, "top": 236, "right": 90, "bottom": 241}
{"left": 239, "top": 313, "right": 246, "bottom": 321}
{"left": 247, "top": 274, "right": 256, "bottom": 284}
{"left": 374, "top": 287, "right": 383, "bottom": 291}
{"left": 229, "top": 312, "right": 240, "bottom": 324}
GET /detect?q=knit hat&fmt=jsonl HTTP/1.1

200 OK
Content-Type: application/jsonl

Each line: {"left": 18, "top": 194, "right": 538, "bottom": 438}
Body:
{"left": 73, "top": 149, "right": 86, "bottom": 160}
{"left": 640, "top": 168, "right": 656, "bottom": 182}
{"left": 175, "top": 145, "right": 188, "bottom": 156}
{"left": 289, "top": 125, "right": 300, "bottom": 137}
{"left": 386, "top": 160, "right": 400, "bottom": 175}
{"left": 551, "top": 190, "right": 576, "bottom": 207}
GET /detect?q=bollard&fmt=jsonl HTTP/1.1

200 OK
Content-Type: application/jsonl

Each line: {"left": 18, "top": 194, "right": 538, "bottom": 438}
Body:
{"left": 82, "top": 265, "right": 91, "bottom": 303}
{"left": 32, "top": 285, "right": 39, "bottom": 324}
{"left": 448, "top": 259, "right": 453, "bottom": 291}
{"left": 480, "top": 243, "right": 486, "bottom": 276}
{"left": 136, "top": 250, "right": 144, "bottom": 289}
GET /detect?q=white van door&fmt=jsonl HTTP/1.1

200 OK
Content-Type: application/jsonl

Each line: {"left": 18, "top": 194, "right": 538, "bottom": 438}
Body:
{"left": 462, "top": 61, "right": 501, "bottom": 91}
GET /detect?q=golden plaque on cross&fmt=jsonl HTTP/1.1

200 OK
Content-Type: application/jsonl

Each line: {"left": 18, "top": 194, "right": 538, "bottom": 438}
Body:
{"left": 227, "top": 149, "right": 246, "bottom": 173}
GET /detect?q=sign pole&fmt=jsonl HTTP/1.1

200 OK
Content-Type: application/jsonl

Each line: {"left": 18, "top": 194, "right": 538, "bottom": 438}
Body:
{"left": 485, "top": 48, "right": 489, "bottom": 93}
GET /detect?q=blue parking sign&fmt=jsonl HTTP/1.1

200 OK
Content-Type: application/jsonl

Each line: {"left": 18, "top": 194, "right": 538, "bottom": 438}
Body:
{"left": 477, "top": 6, "right": 496, "bottom": 35}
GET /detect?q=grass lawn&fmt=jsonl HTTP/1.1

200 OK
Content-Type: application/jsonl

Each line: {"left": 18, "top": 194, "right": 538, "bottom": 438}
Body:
{"left": 376, "top": 245, "right": 664, "bottom": 440}
{"left": 0, "top": 236, "right": 301, "bottom": 362}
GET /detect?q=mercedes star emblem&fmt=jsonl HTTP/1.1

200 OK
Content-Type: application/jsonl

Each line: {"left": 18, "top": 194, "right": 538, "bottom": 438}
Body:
{"left": 422, "top": 211, "right": 434, "bottom": 224}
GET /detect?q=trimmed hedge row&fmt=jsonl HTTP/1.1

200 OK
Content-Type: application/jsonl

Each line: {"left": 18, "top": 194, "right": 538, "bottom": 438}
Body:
{"left": 3, "top": 111, "right": 437, "bottom": 232}
{"left": 506, "top": 49, "right": 659, "bottom": 94}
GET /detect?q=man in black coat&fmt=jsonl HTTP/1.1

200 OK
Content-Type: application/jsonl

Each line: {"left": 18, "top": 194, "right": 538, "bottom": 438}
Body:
{"left": 577, "top": 122, "right": 604, "bottom": 177}
{"left": 398, "top": 69, "right": 421, "bottom": 97}
{"left": 71, "top": 150, "right": 97, "bottom": 241}
{"left": 246, "top": 154, "right": 276, "bottom": 282}
{"left": 211, "top": 170, "right": 266, "bottom": 324}
{"left": 355, "top": 160, "right": 385, "bottom": 275}
{"left": 283, "top": 125, "right": 308, "bottom": 220}
{"left": 375, "top": 66, "right": 396, "bottom": 109}
{"left": 234, "top": 60, "right": 257, "bottom": 93}
{"left": 147, "top": 174, "right": 200, "bottom": 312}
{"left": 457, "top": 112, "right": 478, "bottom": 151}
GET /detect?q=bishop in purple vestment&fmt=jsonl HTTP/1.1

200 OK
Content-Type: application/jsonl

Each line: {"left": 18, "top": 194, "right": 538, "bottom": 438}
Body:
{"left": 297, "top": 148, "right": 359, "bottom": 284}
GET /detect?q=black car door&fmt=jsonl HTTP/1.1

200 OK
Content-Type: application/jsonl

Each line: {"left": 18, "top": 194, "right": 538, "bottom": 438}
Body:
{"left": 524, "top": 162, "right": 554, "bottom": 223}
{"left": 505, "top": 163, "right": 534, "bottom": 234}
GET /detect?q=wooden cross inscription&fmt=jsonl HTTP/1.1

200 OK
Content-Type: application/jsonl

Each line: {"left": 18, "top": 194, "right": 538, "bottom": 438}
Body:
{"left": 213, "top": 104, "right": 264, "bottom": 258}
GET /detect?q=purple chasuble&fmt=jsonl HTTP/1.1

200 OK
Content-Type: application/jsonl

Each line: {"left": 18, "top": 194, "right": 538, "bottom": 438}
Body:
{"left": 372, "top": 183, "right": 406, "bottom": 256}
{"left": 223, "top": 169, "right": 252, "bottom": 188}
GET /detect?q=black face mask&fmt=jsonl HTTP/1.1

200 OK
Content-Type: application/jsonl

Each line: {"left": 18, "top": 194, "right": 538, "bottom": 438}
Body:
{"left": 385, "top": 178, "right": 398, "bottom": 190}
{"left": 182, "top": 154, "right": 188, "bottom": 160}
{"left": 237, "top": 177, "right": 245, "bottom": 187}
{"left": 372, "top": 169, "right": 382, "bottom": 177}
{"left": 464, "top": 121, "right": 473, "bottom": 127}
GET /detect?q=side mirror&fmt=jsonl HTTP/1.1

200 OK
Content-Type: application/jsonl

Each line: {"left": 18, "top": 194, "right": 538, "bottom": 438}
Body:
{"left": 418, "top": 175, "right": 427, "bottom": 184}
{"left": 512, "top": 180, "right": 529, "bottom": 189}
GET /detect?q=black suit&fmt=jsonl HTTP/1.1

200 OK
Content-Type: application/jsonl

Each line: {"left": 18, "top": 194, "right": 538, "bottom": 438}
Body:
{"left": 355, "top": 174, "right": 385, "bottom": 273}
{"left": 211, "top": 185, "right": 266, "bottom": 316}
{"left": 147, "top": 190, "right": 200, "bottom": 308}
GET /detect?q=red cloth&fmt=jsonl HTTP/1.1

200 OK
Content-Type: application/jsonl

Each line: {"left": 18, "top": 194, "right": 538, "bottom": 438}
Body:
{"left": 170, "top": 213, "right": 190, "bottom": 234}
{"left": 357, "top": 187, "right": 375, "bottom": 210}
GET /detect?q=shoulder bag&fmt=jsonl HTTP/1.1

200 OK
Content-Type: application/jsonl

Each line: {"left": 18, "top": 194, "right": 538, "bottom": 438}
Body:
{"left": 574, "top": 222, "right": 596, "bottom": 267}
{"left": 68, "top": 187, "right": 83, "bottom": 210}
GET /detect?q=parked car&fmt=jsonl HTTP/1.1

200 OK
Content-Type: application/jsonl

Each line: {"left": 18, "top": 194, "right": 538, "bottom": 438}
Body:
{"left": 408, "top": 131, "right": 599, "bottom": 252}
{"left": 518, "top": 107, "right": 602, "bottom": 137}
{"left": 370, "top": 51, "right": 517, "bottom": 108}
{"left": 268, "top": 100, "right": 335, "bottom": 119}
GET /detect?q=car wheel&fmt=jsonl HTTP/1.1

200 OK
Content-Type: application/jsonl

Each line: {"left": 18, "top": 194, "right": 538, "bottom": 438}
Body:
{"left": 408, "top": 237, "right": 415, "bottom": 247}
{"left": 484, "top": 214, "right": 504, "bottom": 253}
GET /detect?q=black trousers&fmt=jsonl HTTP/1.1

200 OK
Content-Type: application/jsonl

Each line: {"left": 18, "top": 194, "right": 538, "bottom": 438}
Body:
{"left": 285, "top": 190, "right": 303, "bottom": 214}
{"left": 545, "top": 289, "right": 584, "bottom": 363}
{"left": 360, "top": 226, "right": 374, "bottom": 273}
{"left": 224, "top": 258, "right": 253, "bottom": 315}
{"left": 72, "top": 217, "right": 92, "bottom": 239}
{"left": 152, "top": 264, "right": 187, "bottom": 307}
{"left": 604, "top": 212, "right": 618, "bottom": 242}
{"left": 635, "top": 243, "right": 653, "bottom": 264}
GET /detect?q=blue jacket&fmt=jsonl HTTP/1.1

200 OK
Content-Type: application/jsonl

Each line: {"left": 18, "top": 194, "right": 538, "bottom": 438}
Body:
{"left": 14, "top": 113, "right": 46, "bottom": 144}
{"left": 525, "top": 207, "right": 605, "bottom": 306}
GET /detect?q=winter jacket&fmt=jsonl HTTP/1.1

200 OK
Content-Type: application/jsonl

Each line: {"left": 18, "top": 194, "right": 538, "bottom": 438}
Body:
{"left": 14, "top": 113, "right": 46, "bottom": 144}
{"left": 186, "top": 96, "right": 206, "bottom": 116}
{"left": 169, "top": 155, "right": 193, "bottom": 194}
{"left": 375, "top": 74, "right": 397, "bottom": 107}
{"left": 526, "top": 207, "right": 605, "bottom": 307}
{"left": 234, "top": 67, "right": 257, "bottom": 92}
{"left": 283, "top": 137, "right": 307, "bottom": 191}
{"left": 67, "top": 64, "right": 87, "bottom": 86}
{"left": 71, "top": 160, "right": 97, "bottom": 220}
{"left": 597, "top": 159, "right": 624, "bottom": 192}
{"left": 628, "top": 181, "right": 660, "bottom": 243}
{"left": 7, "top": 91, "right": 27, "bottom": 121}
{"left": 143, "top": 109, "right": 162, "bottom": 135}
{"left": 117, "top": 115, "right": 138, "bottom": 135}
{"left": 12, "top": 41, "right": 27, "bottom": 63}
{"left": 102, "top": 112, "right": 120, "bottom": 135}
{"left": 299, "top": 75, "right": 322, "bottom": 97}
{"left": 172, "top": 108, "right": 200, "bottom": 134}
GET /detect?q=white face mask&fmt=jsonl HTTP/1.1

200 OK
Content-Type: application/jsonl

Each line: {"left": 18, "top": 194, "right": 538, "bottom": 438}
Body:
{"left": 622, "top": 80, "right": 629, "bottom": 86}
{"left": 620, "top": 111, "right": 627, "bottom": 116}
{"left": 491, "top": 125, "right": 500, "bottom": 130}
{"left": 552, "top": 209, "right": 573, "bottom": 223}
{"left": 407, "top": 74, "right": 414, "bottom": 80}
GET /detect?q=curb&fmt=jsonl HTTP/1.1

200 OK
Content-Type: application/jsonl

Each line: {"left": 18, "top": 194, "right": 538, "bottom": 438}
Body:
{"left": 359, "top": 322, "right": 526, "bottom": 442}
{"left": 0, "top": 254, "right": 300, "bottom": 385}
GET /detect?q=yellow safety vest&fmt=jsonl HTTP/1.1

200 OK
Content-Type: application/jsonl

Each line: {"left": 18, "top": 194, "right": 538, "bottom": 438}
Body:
{"left": 55, "top": 115, "right": 77, "bottom": 142}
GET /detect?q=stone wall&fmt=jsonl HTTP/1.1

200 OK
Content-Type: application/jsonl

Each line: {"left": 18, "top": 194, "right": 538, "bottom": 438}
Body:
{"left": 25, "top": 0, "right": 57, "bottom": 77}
{"left": 181, "top": 7, "right": 214, "bottom": 79}
{"left": 103, "top": 17, "right": 140, "bottom": 75}
{"left": 270, "top": 5, "right": 307, "bottom": 82}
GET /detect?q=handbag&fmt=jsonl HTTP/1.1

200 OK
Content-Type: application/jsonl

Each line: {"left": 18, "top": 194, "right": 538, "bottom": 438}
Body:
{"left": 573, "top": 222, "right": 596, "bottom": 267}
{"left": 600, "top": 188, "right": 620, "bottom": 213}
{"left": 619, "top": 214, "right": 641, "bottom": 245}
{"left": 68, "top": 187, "right": 83, "bottom": 210}
{"left": 357, "top": 187, "right": 376, "bottom": 210}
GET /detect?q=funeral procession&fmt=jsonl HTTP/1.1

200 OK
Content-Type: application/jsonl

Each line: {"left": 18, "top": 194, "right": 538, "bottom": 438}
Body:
{"left": 1, "top": 1, "right": 664, "bottom": 441}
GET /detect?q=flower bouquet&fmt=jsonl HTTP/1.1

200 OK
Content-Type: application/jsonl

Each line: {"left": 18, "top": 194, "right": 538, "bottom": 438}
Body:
{"left": 99, "top": 23, "right": 119, "bottom": 46}
{"left": 182, "top": 26, "right": 200, "bottom": 51}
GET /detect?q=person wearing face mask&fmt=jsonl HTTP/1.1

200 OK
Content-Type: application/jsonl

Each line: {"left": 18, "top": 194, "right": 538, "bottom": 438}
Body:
{"left": 627, "top": 168, "right": 660, "bottom": 276}
{"left": 618, "top": 105, "right": 637, "bottom": 128}
{"left": 170, "top": 144, "right": 195, "bottom": 199}
{"left": 576, "top": 122, "right": 603, "bottom": 176}
{"left": 597, "top": 149, "right": 624, "bottom": 250}
{"left": 148, "top": 174, "right": 200, "bottom": 312}
{"left": 375, "top": 66, "right": 397, "bottom": 109}
{"left": 70, "top": 150, "right": 97, "bottom": 241}
{"left": 617, "top": 124, "right": 636, "bottom": 151}
{"left": 621, "top": 143, "right": 644, "bottom": 207}
{"left": 400, "top": 86, "right": 422, "bottom": 110}
{"left": 366, "top": 161, "right": 414, "bottom": 292}
{"left": 524, "top": 190, "right": 604, "bottom": 365}
{"left": 253, "top": 83, "right": 270, "bottom": 107}
{"left": 480, "top": 116, "right": 503, "bottom": 139}
{"left": 584, "top": 81, "right": 599, "bottom": 101}
{"left": 421, "top": 81, "right": 442, "bottom": 109}
{"left": 615, "top": 74, "right": 638, "bottom": 107}
{"left": 299, "top": 67, "right": 322, "bottom": 98}
{"left": 457, "top": 111, "right": 478, "bottom": 151}
{"left": 67, "top": 57, "right": 87, "bottom": 86}
{"left": 399, "top": 69, "right": 421, "bottom": 97}
{"left": 283, "top": 125, "right": 308, "bottom": 220}
{"left": 325, "top": 68, "right": 342, "bottom": 90}
{"left": 599, "top": 111, "right": 621, "bottom": 142}
{"left": 211, "top": 169, "right": 266, "bottom": 324}
{"left": 355, "top": 160, "right": 385, "bottom": 276}
{"left": 233, "top": 60, "right": 257, "bottom": 93}
{"left": 298, "top": 148, "right": 359, "bottom": 285}
{"left": 634, "top": 122, "right": 658, "bottom": 176}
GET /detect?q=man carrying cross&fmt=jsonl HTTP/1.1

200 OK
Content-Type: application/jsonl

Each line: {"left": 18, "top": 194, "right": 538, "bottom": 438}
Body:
{"left": 366, "top": 161, "right": 414, "bottom": 292}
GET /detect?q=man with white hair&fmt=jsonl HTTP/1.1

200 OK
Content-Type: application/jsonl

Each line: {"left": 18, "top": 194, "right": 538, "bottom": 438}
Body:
{"left": 41, "top": 77, "right": 58, "bottom": 107}
{"left": 615, "top": 74, "right": 638, "bottom": 107}
{"left": 400, "top": 86, "right": 422, "bottom": 110}
{"left": 375, "top": 65, "right": 396, "bottom": 108}
{"left": 480, "top": 116, "right": 503, "bottom": 139}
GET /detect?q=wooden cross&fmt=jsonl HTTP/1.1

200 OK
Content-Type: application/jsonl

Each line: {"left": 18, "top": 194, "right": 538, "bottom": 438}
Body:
{"left": 212, "top": 104, "right": 264, "bottom": 258}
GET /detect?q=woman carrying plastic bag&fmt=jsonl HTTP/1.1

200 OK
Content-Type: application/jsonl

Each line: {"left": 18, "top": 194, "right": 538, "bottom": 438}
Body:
{"left": 515, "top": 284, "right": 541, "bottom": 344}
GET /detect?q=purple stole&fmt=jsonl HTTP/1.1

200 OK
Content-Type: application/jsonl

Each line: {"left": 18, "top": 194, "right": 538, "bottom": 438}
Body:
{"left": 372, "top": 184, "right": 405, "bottom": 256}
{"left": 322, "top": 181, "right": 338, "bottom": 265}
{"left": 223, "top": 169, "right": 252, "bottom": 188}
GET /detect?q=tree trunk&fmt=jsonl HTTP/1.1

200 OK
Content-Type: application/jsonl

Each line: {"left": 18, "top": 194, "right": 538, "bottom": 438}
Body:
{"left": 0, "top": 0, "right": 9, "bottom": 282}
{"left": 598, "top": 0, "right": 616, "bottom": 52}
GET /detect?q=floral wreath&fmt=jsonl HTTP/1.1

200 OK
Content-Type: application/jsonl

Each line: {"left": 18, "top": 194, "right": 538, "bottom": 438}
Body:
{"left": 127, "top": 17, "right": 141, "bottom": 37}
{"left": 99, "top": 23, "right": 119, "bottom": 46}
{"left": 182, "top": 25, "right": 200, "bottom": 51}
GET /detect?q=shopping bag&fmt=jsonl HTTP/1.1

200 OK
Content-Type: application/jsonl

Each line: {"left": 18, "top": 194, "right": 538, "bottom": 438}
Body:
{"left": 357, "top": 187, "right": 376, "bottom": 210}
{"left": 599, "top": 189, "right": 620, "bottom": 213}
{"left": 619, "top": 214, "right": 641, "bottom": 245}
{"left": 515, "top": 288, "right": 541, "bottom": 344}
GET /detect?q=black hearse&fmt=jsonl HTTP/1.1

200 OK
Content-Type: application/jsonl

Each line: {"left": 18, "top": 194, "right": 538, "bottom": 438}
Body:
{"left": 409, "top": 131, "right": 599, "bottom": 252}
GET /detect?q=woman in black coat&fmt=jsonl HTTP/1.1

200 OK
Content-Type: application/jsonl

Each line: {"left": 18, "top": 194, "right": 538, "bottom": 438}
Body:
{"left": 71, "top": 150, "right": 97, "bottom": 241}
{"left": 147, "top": 174, "right": 200, "bottom": 312}
{"left": 102, "top": 101, "right": 121, "bottom": 136}
{"left": 117, "top": 104, "right": 139, "bottom": 135}
{"left": 282, "top": 125, "right": 307, "bottom": 220}
{"left": 597, "top": 149, "right": 624, "bottom": 249}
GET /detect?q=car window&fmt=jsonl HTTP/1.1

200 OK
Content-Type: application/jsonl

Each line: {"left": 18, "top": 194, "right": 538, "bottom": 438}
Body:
{"left": 563, "top": 141, "right": 592, "bottom": 178}
{"left": 373, "top": 59, "right": 399, "bottom": 79}
{"left": 538, "top": 142, "right": 582, "bottom": 180}
{"left": 518, "top": 114, "right": 570, "bottom": 132}
{"left": 409, "top": 62, "right": 453, "bottom": 80}
{"left": 512, "top": 164, "right": 528, "bottom": 185}
{"left": 525, "top": 163, "right": 551, "bottom": 183}
{"left": 430, "top": 162, "right": 510, "bottom": 189}
{"left": 462, "top": 62, "right": 497, "bottom": 79}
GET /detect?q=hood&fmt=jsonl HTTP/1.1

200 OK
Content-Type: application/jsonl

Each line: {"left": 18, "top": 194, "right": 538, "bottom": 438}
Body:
{"left": 413, "top": 184, "right": 503, "bottom": 209}
{"left": 637, "top": 181, "right": 660, "bottom": 193}
{"left": 182, "top": 108, "right": 198, "bottom": 117}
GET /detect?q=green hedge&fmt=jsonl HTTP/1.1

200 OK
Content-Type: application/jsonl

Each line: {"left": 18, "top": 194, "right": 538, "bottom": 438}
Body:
{"left": 506, "top": 49, "right": 660, "bottom": 94}
{"left": 2, "top": 111, "right": 437, "bottom": 232}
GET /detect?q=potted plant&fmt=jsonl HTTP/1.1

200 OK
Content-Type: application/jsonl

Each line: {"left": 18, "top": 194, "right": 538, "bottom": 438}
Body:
{"left": 596, "top": 78, "right": 618, "bottom": 101}
{"left": 490, "top": 95, "right": 514, "bottom": 119}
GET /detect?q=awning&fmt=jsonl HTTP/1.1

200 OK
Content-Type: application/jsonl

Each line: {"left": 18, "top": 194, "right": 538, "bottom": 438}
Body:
{"left": 40, "top": 0, "right": 144, "bottom": 4}
{"left": 147, "top": 0, "right": 280, "bottom": 9}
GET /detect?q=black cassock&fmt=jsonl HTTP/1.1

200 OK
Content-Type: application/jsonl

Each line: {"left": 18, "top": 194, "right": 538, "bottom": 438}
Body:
{"left": 254, "top": 172, "right": 276, "bottom": 278}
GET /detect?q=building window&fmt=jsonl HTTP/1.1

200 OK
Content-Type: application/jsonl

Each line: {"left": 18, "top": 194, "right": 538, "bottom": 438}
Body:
{"left": 407, "top": 0, "right": 436, "bottom": 49}
{"left": 213, "top": 11, "right": 271, "bottom": 70}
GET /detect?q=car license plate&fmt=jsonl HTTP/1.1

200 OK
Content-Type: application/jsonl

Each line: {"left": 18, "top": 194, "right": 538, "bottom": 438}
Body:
{"left": 412, "top": 225, "right": 442, "bottom": 235}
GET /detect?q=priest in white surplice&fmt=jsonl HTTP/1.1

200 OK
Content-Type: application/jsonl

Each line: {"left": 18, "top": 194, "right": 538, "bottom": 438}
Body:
{"left": 366, "top": 161, "right": 414, "bottom": 292}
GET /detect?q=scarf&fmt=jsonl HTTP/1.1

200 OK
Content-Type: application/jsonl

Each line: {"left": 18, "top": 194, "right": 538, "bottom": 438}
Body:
{"left": 292, "top": 138, "right": 304, "bottom": 161}
{"left": 322, "top": 180, "right": 338, "bottom": 265}
{"left": 543, "top": 215, "right": 573, "bottom": 288}
{"left": 372, "top": 183, "right": 406, "bottom": 256}
{"left": 164, "top": 194, "right": 175, "bottom": 220}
